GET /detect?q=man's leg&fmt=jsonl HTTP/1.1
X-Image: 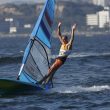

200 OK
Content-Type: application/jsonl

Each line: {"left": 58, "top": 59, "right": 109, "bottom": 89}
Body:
{"left": 39, "top": 59, "right": 63, "bottom": 84}
{"left": 44, "top": 59, "right": 63, "bottom": 83}
{"left": 48, "top": 59, "right": 63, "bottom": 75}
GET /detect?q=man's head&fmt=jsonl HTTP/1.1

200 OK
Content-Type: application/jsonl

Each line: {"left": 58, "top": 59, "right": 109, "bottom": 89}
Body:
{"left": 62, "top": 35, "right": 68, "bottom": 44}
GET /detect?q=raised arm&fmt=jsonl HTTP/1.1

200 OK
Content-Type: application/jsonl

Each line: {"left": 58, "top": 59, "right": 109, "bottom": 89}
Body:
{"left": 68, "top": 24, "right": 77, "bottom": 49}
{"left": 57, "top": 22, "right": 63, "bottom": 44}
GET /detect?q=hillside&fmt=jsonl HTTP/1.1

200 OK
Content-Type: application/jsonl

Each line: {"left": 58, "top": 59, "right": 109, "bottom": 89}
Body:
{"left": 0, "top": 1, "right": 104, "bottom": 33}
{"left": 56, "top": 1, "right": 103, "bottom": 30}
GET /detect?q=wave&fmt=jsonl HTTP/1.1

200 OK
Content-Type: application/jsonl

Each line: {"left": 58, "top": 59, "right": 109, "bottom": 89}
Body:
{"left": 0, "top": 52, "right": 23, "bottom": 64}
{"left": 51, "top": 52, "right": 110, "bottom": 59}
{"left": 51, "top": 85, "right": 110, "bottom": 94}
{"left": 0, "top": 52, "right": 110, "bottom": 64}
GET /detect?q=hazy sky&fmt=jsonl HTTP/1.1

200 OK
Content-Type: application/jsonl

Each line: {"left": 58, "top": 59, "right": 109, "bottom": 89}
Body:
{"left": 0, "top": 0, "right": 45, "bottom": 4}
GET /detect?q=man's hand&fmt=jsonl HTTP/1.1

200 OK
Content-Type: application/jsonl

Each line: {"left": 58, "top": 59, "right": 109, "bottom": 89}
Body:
{"left": 58, "top": 22, "right": 62, "bottom": 28}
{"left": 72, "top": 24, "right": 77, "bottom": 31}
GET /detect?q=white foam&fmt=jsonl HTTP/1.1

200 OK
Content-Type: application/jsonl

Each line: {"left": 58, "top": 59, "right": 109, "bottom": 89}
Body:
{"left": 51, "top": 52, "right": 110, "bottom": 59}
{"left": 52, "top": 85, "right": 110, "bottom": 94}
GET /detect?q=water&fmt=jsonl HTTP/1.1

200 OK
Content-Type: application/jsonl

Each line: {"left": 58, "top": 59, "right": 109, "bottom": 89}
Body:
{"left": 0, "top": 35, "right": 110, "bottom": 110}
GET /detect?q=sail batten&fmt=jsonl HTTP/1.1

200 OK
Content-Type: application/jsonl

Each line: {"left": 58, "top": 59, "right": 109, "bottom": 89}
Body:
{"left": 19, "top": 0, "right": 55, "bottom": 84}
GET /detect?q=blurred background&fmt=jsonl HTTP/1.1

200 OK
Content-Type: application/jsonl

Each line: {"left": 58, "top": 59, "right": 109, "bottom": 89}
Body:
{"left": 0, "top": 0, "right": 110, "bottom": 37}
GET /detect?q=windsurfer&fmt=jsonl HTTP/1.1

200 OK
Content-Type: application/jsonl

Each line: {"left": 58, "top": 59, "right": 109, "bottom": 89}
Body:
{"left": 40, "top": 22, "right": 77, "bottom": 84}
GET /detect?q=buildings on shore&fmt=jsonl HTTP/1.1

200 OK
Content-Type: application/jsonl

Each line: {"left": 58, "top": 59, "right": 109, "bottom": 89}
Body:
{"left": 86, "top": 0, "right": 110, "bottom": 29}
{"left": 0, "top": 17, "right": 32, "bottom": 34}
{"left": 98, "top": 9, "right": 109, "bottom": 28}
{"left": 86, "top": 8, "right": 110, "bottom": 28}
{"left": 92, "top": 0, "right": 105, "bottom": 7}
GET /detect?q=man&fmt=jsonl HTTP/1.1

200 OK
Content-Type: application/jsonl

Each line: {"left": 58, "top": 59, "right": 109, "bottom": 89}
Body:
{"left": 40, "top": 22, "right": 77, "bottom": 85}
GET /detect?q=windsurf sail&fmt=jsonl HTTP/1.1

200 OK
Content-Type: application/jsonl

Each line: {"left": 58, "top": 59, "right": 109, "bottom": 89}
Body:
{"left": 18, "top": 0, "right": 55, "bottom": 85}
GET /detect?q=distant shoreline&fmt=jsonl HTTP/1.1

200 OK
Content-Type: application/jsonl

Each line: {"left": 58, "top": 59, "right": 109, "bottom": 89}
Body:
{"left": 0, "top": 31, "right": 110, "bottom": 38}
{"left": 76, "top": 31, "right": 110, "bottom": 37}
{"left": 53, "top": 31, "right": 110, "bottom": 37}
{"left": 0, "top": 33, "right": 30, "bottom": 38}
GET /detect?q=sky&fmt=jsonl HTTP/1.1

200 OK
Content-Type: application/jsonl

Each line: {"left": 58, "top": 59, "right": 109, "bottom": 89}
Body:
{"left": 0, "top": 0, "right": 88, "bottom": 5}
{"left": 0, "top": 0, "right": 45, "bottom": 4}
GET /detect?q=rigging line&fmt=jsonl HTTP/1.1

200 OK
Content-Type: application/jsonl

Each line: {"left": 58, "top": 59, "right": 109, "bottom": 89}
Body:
{"left": 23, "top": 71, "right": 36, "bottom": 84}
{"left": 33, "top": 42, "right": 47, "bottom": 60}
{"left": 22, "top": 38, "right": 50, "bottom": 81}
{"left": 30, "top": 53, "right": 44, "bottom": 78}
{"left": 34, "top": 38, "right": 50, "bottom": 68}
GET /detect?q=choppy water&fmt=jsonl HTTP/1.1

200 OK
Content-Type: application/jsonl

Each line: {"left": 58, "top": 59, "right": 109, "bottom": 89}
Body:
{"left": 0, "top": 35, "right": 110, "bottom": 110}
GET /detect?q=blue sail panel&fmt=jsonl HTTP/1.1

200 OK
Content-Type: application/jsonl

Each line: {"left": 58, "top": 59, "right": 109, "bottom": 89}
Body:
{"left": 37, "top": 26, "right": 51, "bottom": 48}
{"left": 43, "top": 15, "right": 52, "bottom": 34}
{"left": 22, "top": 41, "right": 33, "bottom": 64}
{"left": 19, "top": 71, "right": 36, "bottom": 83}
{"left": 31, "top": 0, "right": 55, "bottom": 46}
{"left": 46, "top": 0, "right": 55, "bottom": 23}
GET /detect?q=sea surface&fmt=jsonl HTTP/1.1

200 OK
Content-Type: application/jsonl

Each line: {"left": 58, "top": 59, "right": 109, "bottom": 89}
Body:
{"left": 0, "top": 35, "right": 110, "bottom": 110}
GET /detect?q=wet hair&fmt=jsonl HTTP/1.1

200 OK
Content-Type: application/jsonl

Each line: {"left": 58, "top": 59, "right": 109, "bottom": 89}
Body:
{"left": 62, "top": 35, "right": 68, "bottom": 41}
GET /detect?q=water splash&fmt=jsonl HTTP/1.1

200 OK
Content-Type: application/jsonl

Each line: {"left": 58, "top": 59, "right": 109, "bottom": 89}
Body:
{"left": 52, "top": 85, "right": 110, "bottom": 94}
{"left": 51, "top": 52, "right": 110, "bottom": 59}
